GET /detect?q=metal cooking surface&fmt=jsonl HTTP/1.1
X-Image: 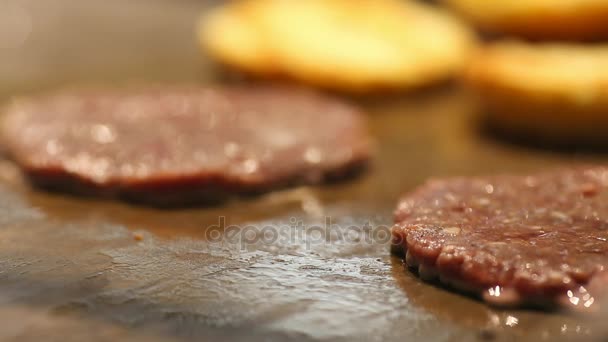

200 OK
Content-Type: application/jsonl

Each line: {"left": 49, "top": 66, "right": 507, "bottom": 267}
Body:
{"left": 1, "top": 1, "right": 607, "bottom": 341}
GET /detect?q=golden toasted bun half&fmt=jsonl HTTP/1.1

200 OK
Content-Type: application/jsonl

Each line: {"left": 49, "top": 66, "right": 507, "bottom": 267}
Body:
{"left": 198, "top": 0, "right": 476, "bottom": 93}
{"left": 444, "top": 0, "right": 608, "bottom": 41}
{"left": 254, "top": 0, "right": 476, "bottom": 92}
{"left": 198, "top": 1, "right": 275, "bottom": 76}
{"left": 467, "top": 41, "right": 608, "bottom": 145}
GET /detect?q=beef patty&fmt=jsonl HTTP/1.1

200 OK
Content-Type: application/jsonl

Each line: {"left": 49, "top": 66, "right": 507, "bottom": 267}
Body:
{"left": 392, "top": 167, "right": 608, "bottom": 311}
{"left": 1, "top": 85, "right": 371, "bottom": 205}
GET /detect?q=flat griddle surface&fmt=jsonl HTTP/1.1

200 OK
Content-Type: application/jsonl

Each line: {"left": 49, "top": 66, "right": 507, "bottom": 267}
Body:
{"left": 1, "top": 1, "right": 607, "bottom": 341}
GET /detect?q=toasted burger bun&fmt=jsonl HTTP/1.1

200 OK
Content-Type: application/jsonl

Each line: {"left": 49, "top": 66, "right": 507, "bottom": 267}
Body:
{"left": 444, "top": 0, "right": 608, "bottom": 41}
{"left": 199, "top": 0, "right": 476, "bottom": 93}
{"left": 467, "top": 41, "right": 608, "bottom": 146}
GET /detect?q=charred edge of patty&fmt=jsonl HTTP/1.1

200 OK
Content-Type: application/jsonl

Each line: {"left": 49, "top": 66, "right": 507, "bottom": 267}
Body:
{"left": 19, "top": 158, "right": 370, "bottom": 207}
{"left": 391, "top": 235, "right": 579, "bottom": 311}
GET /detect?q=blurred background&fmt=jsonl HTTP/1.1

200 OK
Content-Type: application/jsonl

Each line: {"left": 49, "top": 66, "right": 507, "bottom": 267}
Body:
{"left": 0, "top": 0, "right": 213, "bottom": 97}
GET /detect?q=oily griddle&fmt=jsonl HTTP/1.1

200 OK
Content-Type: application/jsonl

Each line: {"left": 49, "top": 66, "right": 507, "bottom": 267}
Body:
{"left": 1, "top": 0, "right": 608, "bottom": 341}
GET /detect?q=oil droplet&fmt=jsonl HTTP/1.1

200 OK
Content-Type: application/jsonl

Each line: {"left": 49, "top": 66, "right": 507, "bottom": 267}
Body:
{"left": 91, "top": 124, "right": 116, "bottom": 144}
{"left": 488, "top": 285, "right": 501, "bottom": 297}
{"left": 242, "top": 159, "right": 259, "bottom": 174}
{"left": 45, "top": 139, "right": 61, "bottom": 155}
{"left": 550, "top": 211, "right": 569, "bottom": 221}
{"left": 224, "top": 142, "right": 240, "bottom": 158}
{"left": 304, "top": 147, "right": 322, "bottom": 164}
{"left": 505, "top": 315, "right": 518, "bottom": 327}
{"left": 524, "top": 176, "right": 538, "bottom": 187}
{"left": 477, "top": 198, "right": 490, "bottom": 206}
{"left": 443, "top": 227, "right": 461, "bottom": 235}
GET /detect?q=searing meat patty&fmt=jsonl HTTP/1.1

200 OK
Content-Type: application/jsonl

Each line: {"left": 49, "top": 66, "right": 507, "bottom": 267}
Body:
{"left": 1, "top": 85, "right": 371, "bottom": 205}
{"left": 392, "top": 167, "right": 608, "bottom": 311}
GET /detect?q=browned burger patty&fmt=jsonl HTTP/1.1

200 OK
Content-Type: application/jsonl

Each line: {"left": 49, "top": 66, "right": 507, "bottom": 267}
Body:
{"left": 392, "top": 167, "right": 608, "bottom": 311}
{"left": 1, "top": 85, "right": 371, "bottom": 206}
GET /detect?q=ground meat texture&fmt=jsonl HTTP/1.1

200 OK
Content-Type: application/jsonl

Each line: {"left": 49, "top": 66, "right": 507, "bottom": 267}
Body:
{"left": 392, "top": 167, "right": 608, "bottom": 312}
{"left": 1, "top": 85, "right": 371, "bottom": 206}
